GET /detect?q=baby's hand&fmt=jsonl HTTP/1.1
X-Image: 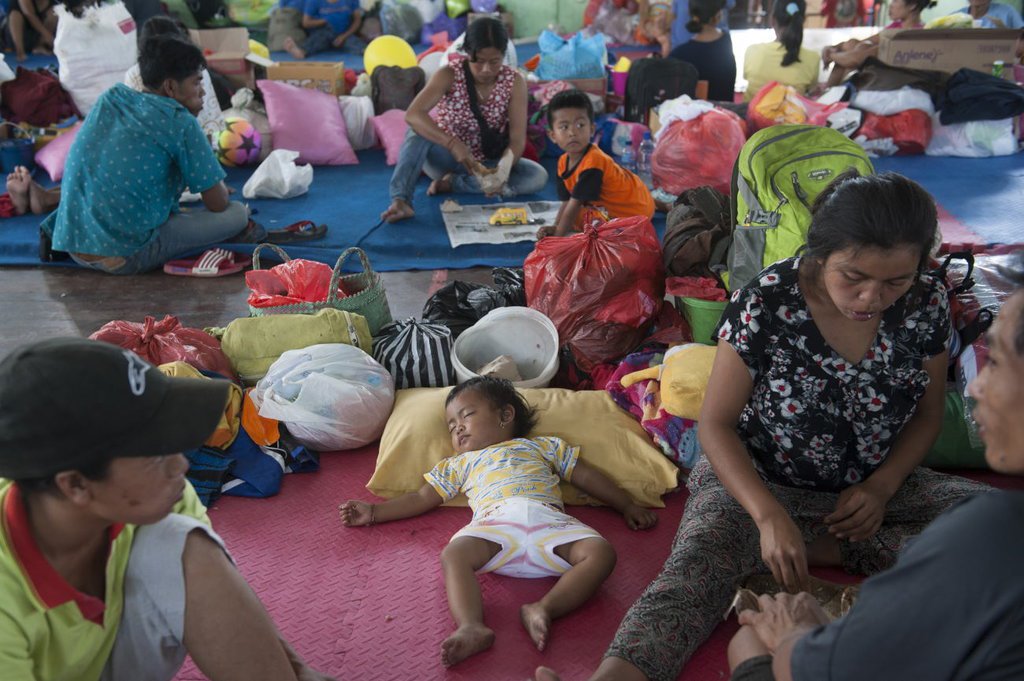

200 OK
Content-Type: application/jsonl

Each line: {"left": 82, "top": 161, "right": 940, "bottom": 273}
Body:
{"left": 339, "top": 500, "right": 374, "bottom": 527}
{"left": 622, "top": 504, "right": 658, "bottom": 530}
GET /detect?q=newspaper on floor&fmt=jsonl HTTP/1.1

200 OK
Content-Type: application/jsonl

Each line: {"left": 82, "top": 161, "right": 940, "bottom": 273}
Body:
{"left": 442, "top": 201, "right": 561, "bottom": 248}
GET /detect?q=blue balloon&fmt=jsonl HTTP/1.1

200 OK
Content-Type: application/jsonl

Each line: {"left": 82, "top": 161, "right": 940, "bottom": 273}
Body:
{"left": 470, "top": 0, "right": 497, "bottom": 12}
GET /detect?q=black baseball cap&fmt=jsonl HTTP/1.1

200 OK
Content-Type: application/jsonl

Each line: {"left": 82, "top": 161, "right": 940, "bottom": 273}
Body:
{"left": 0, "top": 338, "right": 230, "bottom": 479}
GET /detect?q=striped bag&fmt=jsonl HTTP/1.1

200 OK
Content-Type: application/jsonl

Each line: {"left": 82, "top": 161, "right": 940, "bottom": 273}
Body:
{"left": 372, "top": 319, "right": 455, "bottom": 389}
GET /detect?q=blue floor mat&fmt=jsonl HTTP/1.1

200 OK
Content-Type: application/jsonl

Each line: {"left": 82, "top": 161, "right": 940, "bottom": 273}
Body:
{"left": 0, "top": 150, "right": 667, "bottom": 272}
{"left": 874, "top": 154, "right": 1024, "bottom": 246}
{"left": 4, "top": 150, "right": 1022, "bottom": 271}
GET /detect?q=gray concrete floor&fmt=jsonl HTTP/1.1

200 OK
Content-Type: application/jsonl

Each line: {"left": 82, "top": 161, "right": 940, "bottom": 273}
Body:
{"left": 0, "top": 265, "right": 496, "bottom": 357}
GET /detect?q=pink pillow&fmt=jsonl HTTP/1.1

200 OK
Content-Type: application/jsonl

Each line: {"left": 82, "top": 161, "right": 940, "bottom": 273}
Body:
{"left": 257, "top": 80, "right": 358, "bottom": 166}
{"left": 372, "top": 109, "right": 409, "bottom": 166}
{"left": 34, "top": 122, "right": 82, "bottom": 182}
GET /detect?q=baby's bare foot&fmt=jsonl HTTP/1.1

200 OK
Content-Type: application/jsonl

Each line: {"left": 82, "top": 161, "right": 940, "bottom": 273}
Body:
{"left": 6, "top": 167, "right": 30, "bottom": 215}
{"left": 440, "top": 623, "right": 494, "bottom": 667}
{"left": 520, "top": 602, "right": 552, "bottom": 651}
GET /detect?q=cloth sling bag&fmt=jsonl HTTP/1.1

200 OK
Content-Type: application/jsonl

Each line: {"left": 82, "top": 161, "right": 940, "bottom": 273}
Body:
{"left": 462, "top": 59, "right": 510, "bottom": 161}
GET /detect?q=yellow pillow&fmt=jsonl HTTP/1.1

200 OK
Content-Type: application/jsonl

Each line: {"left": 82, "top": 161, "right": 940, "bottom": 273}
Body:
{"left": 369, "top": 388, "right": 680, "bottom": 508}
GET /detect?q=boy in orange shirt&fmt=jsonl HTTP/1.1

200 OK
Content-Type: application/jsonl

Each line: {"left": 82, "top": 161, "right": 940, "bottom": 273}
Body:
{"left": 536, "top": 90, "right": 655, "bottom": 239}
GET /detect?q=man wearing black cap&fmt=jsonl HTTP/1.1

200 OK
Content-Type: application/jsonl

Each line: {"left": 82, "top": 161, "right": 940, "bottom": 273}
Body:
{"left": 0, "top": 338, "right": 335, "bottom": 681}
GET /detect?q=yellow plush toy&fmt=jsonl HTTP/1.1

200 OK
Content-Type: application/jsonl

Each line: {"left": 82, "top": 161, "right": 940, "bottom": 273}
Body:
{"left": 158, "top": 361, "right": 243, "bottom": 448}
{"left": 620, "top": 343, "right": 717, "bottom": 421}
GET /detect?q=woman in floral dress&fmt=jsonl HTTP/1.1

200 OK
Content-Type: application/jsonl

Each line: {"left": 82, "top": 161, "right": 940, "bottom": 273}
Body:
{"left": 538, "top": 171, "right": 988, "bottom": 681}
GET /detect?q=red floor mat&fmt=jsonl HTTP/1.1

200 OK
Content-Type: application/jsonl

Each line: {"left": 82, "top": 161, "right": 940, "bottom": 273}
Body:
{"left": 174, "top": 448, "right": 1021, "bottom": 681}
{"left": 172, "top": 445, "right": 722, "bottom": 680}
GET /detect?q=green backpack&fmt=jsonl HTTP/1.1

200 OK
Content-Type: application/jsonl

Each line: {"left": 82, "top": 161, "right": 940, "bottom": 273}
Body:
{"left": 726, "top": 124, "right": 874, "bottom": 291}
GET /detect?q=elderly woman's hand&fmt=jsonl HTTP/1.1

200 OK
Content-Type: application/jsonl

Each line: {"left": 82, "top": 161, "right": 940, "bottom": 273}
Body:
{"left": 738, "top": 592, "right": 831, "bottom": 652}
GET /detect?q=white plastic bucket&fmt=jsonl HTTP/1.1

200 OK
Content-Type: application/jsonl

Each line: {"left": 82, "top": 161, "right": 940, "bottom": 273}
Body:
{"left": 452, "top": 307, "right": 560, "bottom": 388}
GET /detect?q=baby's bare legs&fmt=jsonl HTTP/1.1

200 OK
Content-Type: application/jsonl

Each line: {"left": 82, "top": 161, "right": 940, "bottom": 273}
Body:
{"left": 440, "top": 536, "right": 502, "bottom": 667}
{"left": 521, "top": 537, "right": 617, "bottom": 651}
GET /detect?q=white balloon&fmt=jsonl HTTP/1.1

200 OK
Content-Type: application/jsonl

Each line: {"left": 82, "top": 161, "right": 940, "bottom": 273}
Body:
{"left": 419, "top": 51, "right": 445, "bottom": 80}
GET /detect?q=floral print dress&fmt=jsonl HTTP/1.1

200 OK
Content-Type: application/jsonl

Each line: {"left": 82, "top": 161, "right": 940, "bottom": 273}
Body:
{"left": 603, "top": 257, "right": 988, "bottom": 681}
{"left": 716, "top": 256, "right": 949, "bottom": 492}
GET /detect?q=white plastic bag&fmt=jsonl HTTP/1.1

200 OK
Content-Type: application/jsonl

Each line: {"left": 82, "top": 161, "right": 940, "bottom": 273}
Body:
{"left": 338, "top": 95, "right": 378, "bottom": 150}
{"left": 243, "top": 149, "right": 314, "bottom": 199}
{"left": 54, "top": 2, "right": 137, "bottom": 115}
{"left": 252, "top": 344, "right": 396, "bottom": 451}
{"left": 926, "top": 115, "right": 1017, "bottom": 158}
{"left": 0, "top": 55, "right": 14, "bottom": 85}
{"left": 851, "top": 86, "right": 935, "bottom": 117}
{"left": 653, "top": 95, "right": 715, "bottom": 142}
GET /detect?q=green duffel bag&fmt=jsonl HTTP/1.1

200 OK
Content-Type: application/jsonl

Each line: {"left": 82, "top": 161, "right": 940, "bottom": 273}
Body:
{"left": 924, "top": 389, "right": 987, "bottom": 469}
{"left": 214, "top": 308, "right": 373, "bottom": 385}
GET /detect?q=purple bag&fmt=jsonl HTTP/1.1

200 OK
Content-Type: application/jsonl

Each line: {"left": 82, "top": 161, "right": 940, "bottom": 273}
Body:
{"left": 421, "top": 13, "right": 467, "bottom": 44}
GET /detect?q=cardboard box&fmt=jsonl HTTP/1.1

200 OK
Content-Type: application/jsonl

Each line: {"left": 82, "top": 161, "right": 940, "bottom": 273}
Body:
{"left": 265, "top": 62, "right": 347, "bottom": 96}
{"left": 189, "top": 28, "right": 274, "bottom": 89}
{"left": 468, "top": 11, "right": 515, "bottom": 38}
{"left": 877, "top": 28, "right": 1020, "bottom": 75}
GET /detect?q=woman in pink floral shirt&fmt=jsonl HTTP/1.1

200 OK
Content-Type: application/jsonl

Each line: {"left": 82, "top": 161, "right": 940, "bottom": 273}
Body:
{"left": 381, "top": 17, "right": 548, "bottom": 223}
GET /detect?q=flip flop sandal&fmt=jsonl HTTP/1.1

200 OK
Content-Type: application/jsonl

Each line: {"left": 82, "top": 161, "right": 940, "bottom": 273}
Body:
{"left": 265, "top": 220, "right": 328, "bottom": 244}
{"left": 163, "top": 248, "right": 248, "bottom": 277}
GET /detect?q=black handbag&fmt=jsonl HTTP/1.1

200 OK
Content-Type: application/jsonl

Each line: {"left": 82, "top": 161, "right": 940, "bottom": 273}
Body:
{"left": 463, "top": 60, "right": 510, "bottom": 161}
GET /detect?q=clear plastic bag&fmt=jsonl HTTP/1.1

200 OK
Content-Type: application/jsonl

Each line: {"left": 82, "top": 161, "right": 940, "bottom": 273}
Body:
{"left": 252, "top": 344, "right": 396, "bottom": 451}
{"left": 380, "top": 0, "right": 424, "bottom": 43}
{"left": 926, "top": 116, "right": 1017, "bottom": 158}
{"left": 242, "top": 149, "right": 314, "bottom": 199}
{"left": 536, "top": 30, "right": 608, "bottom": 81}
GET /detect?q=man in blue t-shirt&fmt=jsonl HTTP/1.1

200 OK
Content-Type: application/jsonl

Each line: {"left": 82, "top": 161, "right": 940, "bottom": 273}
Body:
{"left": 955, "top": 0, "right": 1023, "bottom": 27}
{"left": 40, "top": 34, "right": 253, "bottom": 275}
{"left": 282, "top": 0, "right": 364, "bottom": 58}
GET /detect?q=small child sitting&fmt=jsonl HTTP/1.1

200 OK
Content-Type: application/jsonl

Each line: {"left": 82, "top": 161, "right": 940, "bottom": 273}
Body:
{"left": 283, "top": 0, "right": 364, "bottom": 58}
{"left": 339, "top": 377, "right": 657, "bottom": 668}
{"left": 636, "top": 0, "right": 673, "bottom": 56}
{"left": 536, "top": 89, "right": 655, "bottom": 239}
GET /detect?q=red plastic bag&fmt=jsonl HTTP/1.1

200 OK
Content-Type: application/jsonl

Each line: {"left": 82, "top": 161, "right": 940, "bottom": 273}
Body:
{"left": 666, "top": 276, "right": 728, "bottom": 301}
{"left": 246, "top": 259, "right": 346, "bottom": 309}
{"left": 748, "top": 81, "right": 848, "bottom": 132}
{"left": 651, "top": 109, "right": 746, "bottom": 195}
{"left": 525, "top": 216, "right": 665, "bottom": 372}
{"left": 857, "top": 110, "right": 932, "bottom": 155}
{"left": 90, "top": 315, "right": 236, "bottom": 380}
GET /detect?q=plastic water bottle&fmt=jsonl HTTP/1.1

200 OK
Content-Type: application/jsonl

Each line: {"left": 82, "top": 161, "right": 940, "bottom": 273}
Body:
{"left": 637, "top": 131, "right": 655, "bottom": 188}
{"left": 619, "top": 140, "right": 636, "bottom": 174}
